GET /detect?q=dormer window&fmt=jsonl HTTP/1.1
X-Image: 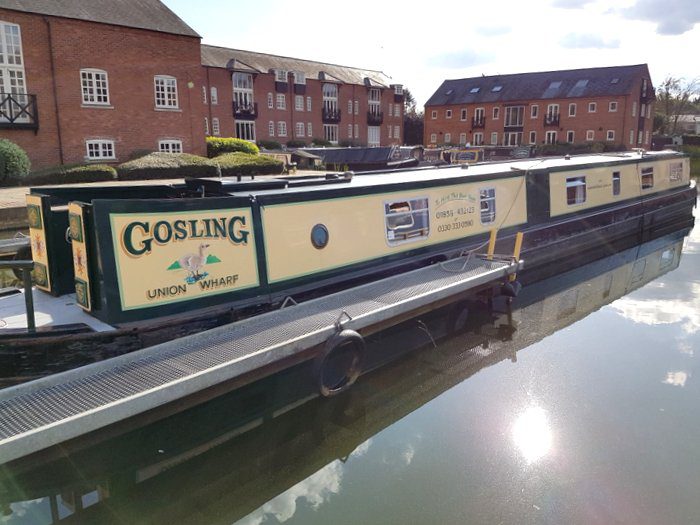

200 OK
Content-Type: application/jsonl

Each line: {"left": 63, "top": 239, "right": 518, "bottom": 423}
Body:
{"left": 275, "top": 69, "right": 288, "bottom": 82}
{"left": 548, "top": 81, "right": 562, "bottom": 89}
{"left": 293, "top": 71, "right": 305, "bottom": 84}
{"left": 469, "top": 87, "right": 480, "bottom": 94}
{"left": 393, "top": 85, "right": 403, "bottom": 95}
{"left": 491, "top": 85, "right": 502, "bottom": 92}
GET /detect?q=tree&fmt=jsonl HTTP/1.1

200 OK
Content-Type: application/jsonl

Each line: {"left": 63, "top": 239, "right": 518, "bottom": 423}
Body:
{"left": 402, "top": 88, "right": 424, "bottom": 145}
{"left": 655, "top": 76, "right": 700, "bottom": 134}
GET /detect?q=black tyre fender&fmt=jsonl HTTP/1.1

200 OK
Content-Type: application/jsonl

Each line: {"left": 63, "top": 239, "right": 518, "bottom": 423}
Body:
{"left": 315, "top": 329, "right": 365, "bottom": 397}
{"left": 446, "top": 299, "right": 474, "bottom": 334}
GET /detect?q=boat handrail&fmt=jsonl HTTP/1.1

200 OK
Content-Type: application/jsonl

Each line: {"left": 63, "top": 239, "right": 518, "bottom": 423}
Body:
{"left": 0, "top": 260, "right": 35, "bottom": 332}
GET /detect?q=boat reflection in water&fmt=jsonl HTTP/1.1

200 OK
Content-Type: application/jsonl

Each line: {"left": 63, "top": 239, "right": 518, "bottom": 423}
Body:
{"left": 0, "top": 226, "right": 691, "bottom": 524}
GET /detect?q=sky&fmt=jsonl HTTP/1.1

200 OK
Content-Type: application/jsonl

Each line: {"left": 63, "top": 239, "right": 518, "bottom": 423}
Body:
{"left": 163, "top": 0, "right": 700, "bottom": 109}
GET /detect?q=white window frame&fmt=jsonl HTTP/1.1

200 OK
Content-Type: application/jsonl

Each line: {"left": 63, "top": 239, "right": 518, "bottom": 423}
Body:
{"left": 606, "top": 130, "right": 615, "bottom": 141}
{"left": 384, "top": 197, "right": 430, "bottom": 246}
{"left": 204, "top": 117, "right": 209, "bottom": 135}
{"left": 307, "top": 96, "right": 312, "bottom": 112}
{"left": 586, "top": 130, "right": 595, "bottom": 141}
{"left": 473, "top": 132, "right": 484, "bottom": 145}
{"left": 275, "top": 69, "right": 288, "bottom": 82}
{"left": 236, "top": 121, "right": 256, "bottom": 142}
{"left": 276, "top": 93, "right": 286, "bottom": 110}
{"left": 210, "top": 86, "right": 218, "bottom": 105}
{"left": 459, "top": 132, "right": 467, "bottom": 144}
{"left": 490, "top": 132, "right": 498, "bottom": 145}
{"left": 566, "top": 176, "right": 587, "bottom": 205}
{"left": 530, "top": 105, "right": 539, "bottom": 119}
{"left": 80, "top": 68, "right": 110, "bottom": 106}
{"left": 277, "top": 121, "right": 287, "bottom": 137}
{"left": 492, "top": 106, "right": 500, "bottom": 120}
{"left": 431, "top": 110, "right": 437, "bottom": 119}
{"left": 609, "top": 101, "right": 617, "bottom": 112}
{"left": 354, "top": 100, "right": 359, "bottom": 115}
{"left": 430, "top": 133, "right": 437, "bottom": 143}
{"left": 202, "top": 86, "right": 207, "bottom": 104}
{"left": 632, "top": 101, "right": 637, "bottom": 117}
{"left": 158, "top": 139, "right": 183, "bottom": 153}
{"left": 480, "top": 188, "right": 496, "bottom": 224}
{"left": 268, "top": 121, "right": 275, "bottom": 136}
{"left": 348, "top": 100, "right": 353, "bottom": 114}
{"left": 630, "top": 129, "right": 635, "bottom": 145}
{"left": 545, "top": 130, "right": 557, "bottom": 144}
{"left": 267, "top": 92, "right": 273, "bottom": 109}
{"left": 154, "top": 75, "right": 178, "bottom": 109}
{"left": 325, "top": 123, "right": 339, "bottom": 145}
{"left": 460, "top": 108, "right": 467, "bottom": 121}
{"left": 444, "top": 132, "right": 452, "bottom": 143}
{"left": 212, "top": 117, "right": 220, "bottom": 136}
{"left": 588, "top": 102, "right": 596, "bottom": 113}
{"left": 368, "top": 126, "right": 380, "bottom": 147}
{"left": 445, "top": 109, "right": 452, "bottom": 119}
{"left": 307, "top": 122, "right": 312, "bottom": 137}
{"left": 529, "top": 131, "right": 536, "bottom": 144}
{"left": 394, "top": 105, "right": 400, "bottom": 118}
{"left": 85, "top": 139, "right": 115, "bottom": 160}
{"left": 568, "top": 103, "right": 576, "bottom": 117}
{"left": 293, "top": 71, "right": 305, "bottom": 84}
{"left": 504, "top": 106, "right": 524, "bottom": 127}
{"left": 295, "top": 95, "right": 304, "bottom": 111}
{"left": 566, "top": 130, "right": 575, "bottom": 143}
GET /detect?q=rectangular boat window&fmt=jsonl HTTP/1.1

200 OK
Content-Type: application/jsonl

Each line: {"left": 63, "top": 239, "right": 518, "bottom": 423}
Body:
{"left": 566, "top": 176, "right": 586, "bottom": 205}
{"left": 669, "top": 162, "right": 683, "bottom": 182}
{"left": 612, "top": 171, "right": 621, "bottom": 196}
{"left": 641, "top": 167, "right": 654, "bottom": 189}
{"left": 385, "top": 197, "right": 430, "bottom": 245}
{"left": 480, "top": 188, "right": 496, "bottom": 224}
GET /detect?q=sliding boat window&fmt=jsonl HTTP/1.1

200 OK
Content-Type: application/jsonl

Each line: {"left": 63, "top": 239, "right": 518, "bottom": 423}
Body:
{"left": 480, "top": 188, "right": 496, "bottom": 224}
{"left": 641, "top": 167, "right": 654, "bottom": 189}
{"left": 566, "top": 176, "right": 586, "bottom": 205}
{"left": 384, "top": 197, "right": 430, "bottom": 245}
{"left": 669, "top": 162, "right": 683, "bottom": 182}
{"left": 612, "top": 171, "right": 621, "bottom": 196}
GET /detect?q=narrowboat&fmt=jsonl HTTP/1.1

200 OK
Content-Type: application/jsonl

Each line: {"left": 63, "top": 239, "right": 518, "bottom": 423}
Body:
{"left": 0, "top": 149, "right": 696, "bottom": 381}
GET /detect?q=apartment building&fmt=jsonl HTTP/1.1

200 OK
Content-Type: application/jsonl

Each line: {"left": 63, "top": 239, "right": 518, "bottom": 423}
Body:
{"left": 424, "top": 65, "right": 655, "bottom": 150}
{"left": 201, "top": 45, "right": 404, "bottom": 148}
{"left": 0, "top": 0, "right": 206, "bottom": 169}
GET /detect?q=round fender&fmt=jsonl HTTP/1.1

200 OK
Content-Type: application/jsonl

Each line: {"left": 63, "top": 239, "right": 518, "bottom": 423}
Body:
{"left": 315, "top": 329, "right": 365, "bottom": 397}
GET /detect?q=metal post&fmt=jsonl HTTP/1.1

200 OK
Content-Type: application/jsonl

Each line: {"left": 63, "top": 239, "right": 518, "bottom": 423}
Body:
{"left": 23, "top": 267, "right": 36, "bottom": 332}
{"left": 487, "top": 229, "right": 497, "bottom": 260}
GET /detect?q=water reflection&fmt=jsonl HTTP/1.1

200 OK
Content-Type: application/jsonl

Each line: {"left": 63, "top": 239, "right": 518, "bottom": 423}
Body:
{"left": 512, "top": 406, "right": 553, "bottom": 464}
{"left": 0, "top": 225, "right": 693, "bottom": 525}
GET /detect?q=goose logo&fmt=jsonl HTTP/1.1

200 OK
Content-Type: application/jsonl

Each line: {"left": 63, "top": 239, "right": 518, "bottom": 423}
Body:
{"left": 167, "top": 243, "right": 222, "bottom": 284}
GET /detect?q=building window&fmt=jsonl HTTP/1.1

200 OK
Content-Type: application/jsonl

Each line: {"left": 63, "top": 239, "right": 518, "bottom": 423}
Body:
{"left": 277, "top": 121, "right": 287, "bottom": 137}
{"left": 459, "top": 133, "right": 467, "bottom": 144}
{"left": 531, "top": 105, "right": 538, "bottom": 119}
{"left": 529, "top": 131, "right": 536, "bottom": 144}
{"left": 0, "top": 22, "right": 23, "bottom": 67}
{"left": 204, "top": 117, "right": 209, "bottom": 135}
{"left": 473, "top": 132, "right": 483, "bottom": 145}
{"left": 638, "top": 130, "right": 643, "bottom": 144}
{"left": 394, "top": 105, "right": 401, "bottom": 118}
{"left": 645, "top": 130, "right": 650, "bottom": 144}
{"left": 612, "top": 171, "right": 621, "bottom": 196}
{"left": 235, "top": 121, "right": 255, "bottom": 141}
{"left": 492, "top": 107, "right": 500, "bottom": 119}
{"left": 212, "top": 117, "right": 220, "bottom": 136}
{"left": 566, "top": 176, "right": 586, "bottom": 205}
{"left": 609, "top": 101, "right": 618, "bottom": 112}
{"left": 606, "top": 130, "right": 615, "bottom": 141}
{"left": 632, "top": 101, "right": 637, "bottom": 117}
{"left": 296, "top": 95, "right": 304, "bottom": 111}
{"left": 480, "top": 188, "right": 496, "bottom": 224}
{"left": 430, "top": 133, "right": 437, "bottom": 143}
{"left": 202, "top": 86, "right": 207, "bottom": 104}
{"left": 586, "top": 130, "right": 594, "bottom": 141}
{"left": 354, "top": 100, "right": 359, "bottom": 115}
{"left": 307, "top": 96, "right": 312, "bottom": 111}
{"left": 431, "top": 110, "right": 437, "bottom": 119}
{"left": 325, "top": 124, "right": 339, "bottom": 144}
{"left": 640, "top": 103, "right": 646, "bottom": 118}
{"left": 545, "top": 130, "right": 557, "bottom": 144}
{"left": 353, "top": 123, "right": 358, "bottom": 138}
{"left": 210, "top": 86, "right": 218, "bottom": 105}
{"left": 641, "top": 167, "right": 654, "bottom": 189}
{"left": 233, "top": 73, "right": 255, "bottom": 112}
{"left": 630, "top": 129, "right": 635, "bottom": 145}
{"left": 369, "top": 88, "right": 381, "bottom": 117}
{"left": 268, "top": 121, "right": 275, "bottom": 136}
{"left": 567, "top": 130, "right": 575, "bottom": 143}
{"left": 307, "top": 122, "right": 312, "bottom": 137}
{"left": 394, "top": 85, "right": 403, "bottom": 96}
{"left": 275, "top": 69, "right": 288, "bottom": 82}
{"left": 504, "top": 106, "right": 524, "bottom": 127}
{"left": 368, "top": 126, "right": 380, "bottom": 146}
{"left": 588, "top": 102, "right": 596, "bottom": 113}
{"left": 293, "top": 71, "right": 305, "bottom": 84}
{"left": 323, "top": 83, "right": 339, "bottom": 116}
{"left": 276, "top": 94, "right": 286, "bottom": 110}
{"left": 348, "top": 100, "right": 353, "bottom": 114}
{"left": 460, "top": 108, "right": 467, "bottom": 121}
{"left": 85, "top": 140, "right": 115, "bottom": 160}
{"left": 444, "top": 132, "right": 452, "bottom": 144}
{"left": 80, "top": 69, "right": 110, "bottom": 105}
{"left": 384, "top": 197, "right": 430, "bottom": 246}
{"left": 546, "top": 104, "right": 559, "bottom": 120}
{"left": 267, "top": 92, "right": 273, "bottom": 109}
{"left": 490, "top": 132, "right": 498, "bottom": 145}
{"left": 154, "top": 75, "right": 178, "bottom": 109}
{"left": 446, "top": 109, "right": 452, "bottom": 119}
{"left": 158, "top": 140, "right": 182, "bottom": 153}
{"left": 568, "top": 103, "right": 576, "bottom": 117}
{"left": 0, "top": 22, "right": 27, "bottom": 118}
{"left": 503, "top": 132, "right": 522, "bottom": 146}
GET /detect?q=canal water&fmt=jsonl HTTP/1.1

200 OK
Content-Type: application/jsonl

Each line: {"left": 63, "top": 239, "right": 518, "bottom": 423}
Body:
{"left": 1, "top": 209, "right": 698, "bottom": 524}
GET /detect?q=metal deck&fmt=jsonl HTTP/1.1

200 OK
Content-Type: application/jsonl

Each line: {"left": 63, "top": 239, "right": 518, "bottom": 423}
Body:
{"left": 0, "top": 255, "right": 519, "bottom": 464}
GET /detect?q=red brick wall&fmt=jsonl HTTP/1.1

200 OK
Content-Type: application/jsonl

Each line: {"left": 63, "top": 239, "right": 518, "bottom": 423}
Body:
{"left": 0, "top": 9, "right": 206, "bottom": 170}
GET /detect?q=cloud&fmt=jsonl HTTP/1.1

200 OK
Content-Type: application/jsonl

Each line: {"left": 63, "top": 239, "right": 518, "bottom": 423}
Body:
{"left": 431, "top": 50, "right": 493, "bottom": 69}
{"left": 551, "top": 0, "right": 593, "bottom": 7}
{"left": 475, "top": 25, "right": 512, "bottom": 37}
{"left": 560, "top": 33, "right": 621, "bottom": 49}
{"left": 619, "top": 0, "right": 700, "bottom": 35}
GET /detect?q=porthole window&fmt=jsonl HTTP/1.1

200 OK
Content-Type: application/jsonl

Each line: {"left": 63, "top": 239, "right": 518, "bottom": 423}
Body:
{"left": 311, "top": 224, "right": 329, "bottom": 249}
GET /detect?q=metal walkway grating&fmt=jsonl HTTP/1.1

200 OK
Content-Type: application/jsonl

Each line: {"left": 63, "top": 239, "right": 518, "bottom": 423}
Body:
{"left": 0, "top": 256, "right": 518, "bottom": 463}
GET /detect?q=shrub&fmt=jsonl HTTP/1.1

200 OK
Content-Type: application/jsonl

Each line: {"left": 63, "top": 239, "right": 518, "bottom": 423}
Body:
{"left": 285, "top": 140, "right": 307, "bottom": 148}
{"left": 117, "top": 152, "right": 218, "bottom": 181}
{"left": 213, "top": 152, "right": 284, "bottom": 177}
{"left": 206, "top": 137, "right": 259, "bottom": 157}
{"left": 128, "top": 149, "right": 154, "bottom": 160}
{"left": 0, "top": 139, "right": 30, "bottom": 185}
{"left": 311, "top": 138, "right": 332, "bottom": 147}
{"left": 256, "top": 140, "right": 282, "bottom": 150}
{"left": 23, "top": 164, "right": 117, "bottom": 186}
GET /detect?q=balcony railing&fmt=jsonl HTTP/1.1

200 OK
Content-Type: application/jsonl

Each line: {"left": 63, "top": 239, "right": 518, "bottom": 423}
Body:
{"left": 471, "top": 116, "right": 485, "bottom": 129}
{"left": 322, "top": 106, "right": 341, "bottom": 123}
{"left": 640, "top": 86, "right": 655, "bottom": 102}
{"left": 0, "top": 93, "right": 38, "bottom": 131}
{"left": 544, "top": 114, "right": 560, "bottom": 127}
{"left": 367, "top": 110, "right": 383, "bottom": 126}
{"left": 233, "top": 101, "right": 258, "bottom": 119}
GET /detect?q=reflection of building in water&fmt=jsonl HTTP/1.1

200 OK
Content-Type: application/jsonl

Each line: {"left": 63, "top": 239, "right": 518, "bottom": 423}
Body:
{"left": 0, "top": 230, "right": 688, "bottom": 524}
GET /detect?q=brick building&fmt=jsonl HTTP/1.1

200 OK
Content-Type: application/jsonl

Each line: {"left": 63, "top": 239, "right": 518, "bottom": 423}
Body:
{"left": 201, "top": 45, "right": 404, "bottom": 148}
{"left": 424, "top": 65, "right": 655, "bottom": 150}
{"left": 0, "top": 0, "right": 206, "bottom": 169}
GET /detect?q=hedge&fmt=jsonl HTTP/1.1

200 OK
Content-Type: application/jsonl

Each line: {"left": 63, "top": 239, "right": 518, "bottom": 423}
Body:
{"left": 285, "top": 140, "right": 307, "bottom": 148}
{"left": 257, "top": 140, "right": 282, "bottom": 150}
{"left": 0, "top": 139, "right": 30, "bottom": 185}
{"left": 206, "top": 137, "right": 259, "bottom": 157}
{"left": 117, "top": 152, "right": 219, "bottom": 180}
{"left": 23, "top": 164, "right": 117, "bottom": 186}
{"left": 214, "top": 152, "right": 284, "bottom": 177}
